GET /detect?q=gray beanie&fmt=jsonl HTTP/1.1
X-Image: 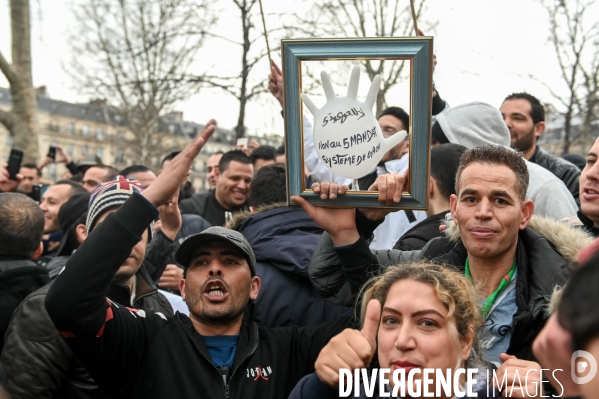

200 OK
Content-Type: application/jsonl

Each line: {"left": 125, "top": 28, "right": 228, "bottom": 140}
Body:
{"left": 435, "top": 102, "right": 510, "bottom": 149}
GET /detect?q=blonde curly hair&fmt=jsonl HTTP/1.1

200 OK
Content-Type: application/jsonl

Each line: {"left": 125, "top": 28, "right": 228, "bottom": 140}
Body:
{"left": 358, "top": 262, "right": 483, "bottom": 366}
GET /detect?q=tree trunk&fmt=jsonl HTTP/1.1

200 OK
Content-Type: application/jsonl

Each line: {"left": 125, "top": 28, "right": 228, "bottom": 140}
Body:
{"left": 9, "top": 0, "right": 38, "bottom": 163}
{"left": 234, "top": 0, "right": 251, "bottom": 140}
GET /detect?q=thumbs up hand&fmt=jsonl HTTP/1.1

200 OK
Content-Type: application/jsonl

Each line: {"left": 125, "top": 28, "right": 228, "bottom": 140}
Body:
{"left": 315, "top": 300, "right": 381, "bottom": 389}
{"left": 495, "top": 353, "right": 544, "bottom": 398}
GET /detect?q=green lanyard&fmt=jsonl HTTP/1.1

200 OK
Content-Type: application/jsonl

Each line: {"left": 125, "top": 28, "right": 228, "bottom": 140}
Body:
{"left": 464, "top": 258, "right": 517, "bottom": 319}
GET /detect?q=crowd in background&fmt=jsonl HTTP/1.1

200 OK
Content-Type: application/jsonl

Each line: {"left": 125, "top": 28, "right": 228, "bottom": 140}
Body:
{"left": 0, "top": 60, "right": 598, "bottom": 399}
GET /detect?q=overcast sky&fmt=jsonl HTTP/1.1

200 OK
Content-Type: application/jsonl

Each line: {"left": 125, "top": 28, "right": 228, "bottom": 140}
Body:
{"left": 0, "top": 0, "right": 590, "bottom": 137}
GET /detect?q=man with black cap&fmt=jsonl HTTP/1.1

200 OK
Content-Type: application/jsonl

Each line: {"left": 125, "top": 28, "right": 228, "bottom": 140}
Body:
{"left": 1, "top": 177, "right": 174, "bottom": 399}
{"left": 45, "top": 120, "right": 350, "bottom": 399}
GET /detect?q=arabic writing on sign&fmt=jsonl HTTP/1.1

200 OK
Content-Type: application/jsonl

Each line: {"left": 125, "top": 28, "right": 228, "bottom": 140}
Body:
{"left": 321, "top": 107, "right": 365, "bottom": 127}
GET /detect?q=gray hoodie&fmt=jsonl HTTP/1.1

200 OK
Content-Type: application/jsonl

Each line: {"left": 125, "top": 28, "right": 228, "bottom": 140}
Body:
{"left": 435, "top": 102, "right": 577, "bottom": 220}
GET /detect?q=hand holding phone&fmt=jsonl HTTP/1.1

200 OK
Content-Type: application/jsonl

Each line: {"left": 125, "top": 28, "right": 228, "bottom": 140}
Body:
{"left": 0, "top": 149, "right": 24, "bottom": 192}
{"left": 7, "top": 149, "right": 24, "bottom": 181}
{"left": 48, "top": 146, "right": 56, "bottom": 161}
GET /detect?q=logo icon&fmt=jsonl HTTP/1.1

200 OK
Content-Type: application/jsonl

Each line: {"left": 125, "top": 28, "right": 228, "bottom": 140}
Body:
{"left": 571, "top": 350, "right": 597, "bottom": 384}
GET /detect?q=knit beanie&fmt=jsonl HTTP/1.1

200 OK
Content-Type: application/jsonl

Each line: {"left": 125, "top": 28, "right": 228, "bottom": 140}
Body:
{"left": 86, "top": 175, "right": 152, "bottom": 239}
{"left": 435, "top": 102, "right": 510, "bottom": 149}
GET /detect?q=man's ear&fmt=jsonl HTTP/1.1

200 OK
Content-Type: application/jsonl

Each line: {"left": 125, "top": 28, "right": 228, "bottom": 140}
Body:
{"left": 249, "top": 276, "right": 261, "bottom": 301}
{"left": 520, "top": 199, "right": 534, "bottom": 230}
{"left": 179, "top": 279, "right": 186, "bottom": 300}
{"left": 450, "top": 194, "right": 458, "bottom": 225}
{"left": 534, "top": 121, "right": 546, "bottom": 139}
{"left": 32, "top": 242, "right": 44, "bottom": 260}
{"left": 76, "top": 224, "right": 88, "bottom": 243}
{"left": 429, "top": 177, "right": 436, "bottom": 199}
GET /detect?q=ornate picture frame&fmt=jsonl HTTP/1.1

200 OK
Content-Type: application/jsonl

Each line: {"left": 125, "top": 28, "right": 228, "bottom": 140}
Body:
{"left": 282, "top": 37, "right": 433, "bottom": 209}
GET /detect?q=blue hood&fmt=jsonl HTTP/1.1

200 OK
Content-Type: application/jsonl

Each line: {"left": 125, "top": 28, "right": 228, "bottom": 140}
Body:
{"left": 234, "top": 206, "right": 323, "bottom": 280}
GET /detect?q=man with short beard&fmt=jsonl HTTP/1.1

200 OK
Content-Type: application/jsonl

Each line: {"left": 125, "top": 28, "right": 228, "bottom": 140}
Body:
{"left": 45, "top": 121, "right": 351, "bottom": 399}
{"left": 500, "top": 92, "right": 580, "bottom": 204}
{"left": 563, "top": 137, "right": 599, "bottom": 237}
{"left": 180, "top": 150, "right": 253, "bottom": 226}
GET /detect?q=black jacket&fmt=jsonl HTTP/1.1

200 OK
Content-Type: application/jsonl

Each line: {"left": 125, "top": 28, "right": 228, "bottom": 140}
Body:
{"left": 0, "top": 258, "right": 50, "bottom": 352}
{"left": 308, "top": 211, "right": 451, "bottom": 307}
{"left": 45, "top": 193, "right": 350, "bottom": 398}
{"left": 179, "top": 190, "right": 248, "bottom": 227}
{"left": 392, "top": 210, "right": 448, "bottom": 251}
{"left": 179, "top": 190, "right": 213, "bottom": 221}
{"left": 533, "top": 146, "right": 580, "bottom": 205}
{"left": 1, "top": 266, "right": 173, "bottom": 399}
{"left": 575, "top": 211, "right": 599, "bottom": 238}
{"left": 233, "top": 206, "right": 350, "bottom": 327}
{"left": 309, "top": 218, "right": 572, "bottom": 361}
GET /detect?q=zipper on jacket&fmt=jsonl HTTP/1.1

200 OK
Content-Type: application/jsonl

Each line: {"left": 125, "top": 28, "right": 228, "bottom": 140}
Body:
{"left": 223, "top": 323, "right": 259, "bottom": 398}
{"left": 179, "top": 316, "right": 259, "bottom": 398}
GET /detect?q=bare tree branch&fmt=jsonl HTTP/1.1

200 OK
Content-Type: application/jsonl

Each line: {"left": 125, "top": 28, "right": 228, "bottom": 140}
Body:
{"left": 0, "top": 50, "right": 17, "bottom": 84}
{"left": 289, "top": 0, "right": 436, "bottom": 116}
{"left": 540, "top": 0, "right": 599, "bottom": 154}
{"left": 66, "top": 0, "right": 215, "bottom": 165}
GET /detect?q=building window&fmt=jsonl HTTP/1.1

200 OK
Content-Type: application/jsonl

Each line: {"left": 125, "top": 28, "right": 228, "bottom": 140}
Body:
{"left": 116, "top": 149, "right": 125, "bottom": 164}
{"left": 67, "top": 144, "right": 75, "bottom": 156}
{"left": 67, "top": 123, "right": 75, "bottom": 135}
{"left": 117, "top": 130, "right": 124, "bottom": 140}
{"left": 82, "top": 145, "right": 89, "bottom": 154}
{"left": 96, "top": 147, "right": 104, "bottom": 159}
{"left": 82, "top": 125, "right": 90, "bottom": 136}
{"left": 97, "top": 128, "right": 105, "bottom": 141}
{"left": 49, "top": 120, "right": 60, "bottom": 132}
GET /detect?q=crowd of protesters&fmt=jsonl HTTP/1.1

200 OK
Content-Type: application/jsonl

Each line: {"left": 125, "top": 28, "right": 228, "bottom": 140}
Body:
{"left": 0, "top": 58, "right": 598, "bottom": 399}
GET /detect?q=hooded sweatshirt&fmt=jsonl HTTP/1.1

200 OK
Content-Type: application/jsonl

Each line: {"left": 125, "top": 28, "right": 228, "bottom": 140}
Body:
{"left": 435, "top": 102, "right": 578, "bottom": 220}
{"left": 233, "top": 205, "right": 350, "bottom": 327}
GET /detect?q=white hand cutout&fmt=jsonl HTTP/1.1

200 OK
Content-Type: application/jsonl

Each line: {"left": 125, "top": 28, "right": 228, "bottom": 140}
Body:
{"left": 302, "top": 66, "right": 407, "bottom": 180}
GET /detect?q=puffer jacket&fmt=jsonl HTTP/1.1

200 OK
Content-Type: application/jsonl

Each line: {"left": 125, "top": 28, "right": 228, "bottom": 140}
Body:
{"left": 0, "top": 266, "right": 173, "bottom": 399}
{"left": 534, "top": 146, "right": 581, "bottom": 205}
{"left": 232, "top": 204, "right": 350, "bottom": 327}
{"left": 1, "top": 266, "right": 173, "bottom": 399}
{"left": 308, "top": 214, "right": 592, "bottom": 361}
{"left": 0, "top": 258, "right": 50, "bottom": 352}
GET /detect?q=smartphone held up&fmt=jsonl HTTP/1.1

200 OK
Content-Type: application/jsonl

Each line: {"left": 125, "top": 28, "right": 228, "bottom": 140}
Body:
{"left": 7, "top": 149, "right": 24, "bottom": 181}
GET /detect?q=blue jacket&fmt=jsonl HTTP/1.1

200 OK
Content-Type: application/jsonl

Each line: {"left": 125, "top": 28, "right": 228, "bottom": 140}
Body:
{"left": 234, "top": 206, "right": 351, "bottom": 327}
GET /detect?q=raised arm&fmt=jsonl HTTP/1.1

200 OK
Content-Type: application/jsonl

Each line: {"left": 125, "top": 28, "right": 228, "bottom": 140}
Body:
{"left": 45, "top": 120, "right": 215, "bottom": 335}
